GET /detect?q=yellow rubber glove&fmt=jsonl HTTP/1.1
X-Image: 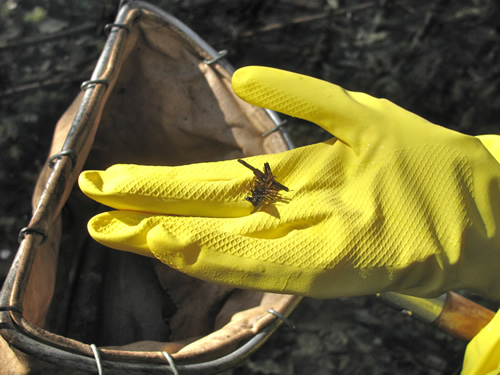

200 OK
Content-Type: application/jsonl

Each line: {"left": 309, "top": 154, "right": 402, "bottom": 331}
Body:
{"left": 461, "top": 138, "right": 500, "bottom": 375}
{"left": 78, "top": 66, "right": 500, "bottom": 300}
{"left": 462, "top": 309, "right": 500, "bottom": 375}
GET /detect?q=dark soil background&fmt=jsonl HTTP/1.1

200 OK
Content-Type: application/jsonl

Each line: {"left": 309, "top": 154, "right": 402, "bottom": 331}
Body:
{"left": 1, "top": 0, "right": 500, "bottom": 374}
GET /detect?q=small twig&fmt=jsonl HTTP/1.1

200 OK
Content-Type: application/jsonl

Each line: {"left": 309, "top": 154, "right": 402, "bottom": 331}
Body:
{"left": 241, "top": 2, "right": 376, "bottom": 37}
{"left": 392, "top": 0, "right": 449, "bottom": 75}
{"left": 0, "top": 49, "right": 100, "bottom": 98}
{"left": 0, "top": 77, "right": 80, "bottom": 97}
{"left": 409, "top": 3, "right": 442, "bottom": 48}
{"left": 0, "top": 22, "right": 98, "bottom": 51}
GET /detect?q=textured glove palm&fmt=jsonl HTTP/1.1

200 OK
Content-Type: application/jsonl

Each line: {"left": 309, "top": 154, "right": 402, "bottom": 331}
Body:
{"left": 79, "top": 66, "right": 500, "bottom": 299}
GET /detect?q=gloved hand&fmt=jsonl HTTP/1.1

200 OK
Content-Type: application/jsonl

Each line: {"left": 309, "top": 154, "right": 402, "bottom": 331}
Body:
{"left": 78, "top": 66, "right": 500, "bottom": 300}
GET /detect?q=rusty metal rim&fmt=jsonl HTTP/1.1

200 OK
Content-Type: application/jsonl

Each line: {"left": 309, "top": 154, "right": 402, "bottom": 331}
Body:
{"left": 0, "top": 0, "right": 297, "bottom": 372}
{"left": 0, "top": 305, "right": 299, "bottom": 374}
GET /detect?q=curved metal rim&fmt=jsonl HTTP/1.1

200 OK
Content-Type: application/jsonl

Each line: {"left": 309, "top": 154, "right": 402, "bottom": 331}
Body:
{"left": 0, "top": 1, "right": 298, "bottom": 373}
{"left": 0, "top": 309, "right": 297, "bottom": 374}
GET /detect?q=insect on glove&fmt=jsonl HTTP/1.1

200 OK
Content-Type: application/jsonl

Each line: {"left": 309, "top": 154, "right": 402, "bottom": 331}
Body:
{"left": 237, "top": 159, "right": 289, "bottom": 212}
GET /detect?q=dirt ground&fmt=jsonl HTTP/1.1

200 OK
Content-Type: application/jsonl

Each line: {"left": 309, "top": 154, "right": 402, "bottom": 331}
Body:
{"left": 1, "top": 0, "right": 500, "bottom": 374}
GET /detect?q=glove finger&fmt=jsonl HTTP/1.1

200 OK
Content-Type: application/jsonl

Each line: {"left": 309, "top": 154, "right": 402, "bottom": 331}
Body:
{"left": 87, "top": 210, "right": 157, "bottom": 257}
{"left": 79, "top": 155, "right": 295, "bottom": 217}
{"left": 86, "top": 210, "right": 420, "bottom": 298}
{"left": 232, "top": 66, "right": 421, "bottom": 151}
{"left": 87, "top": 210, "right": 327, "bottom": 295}
{"left": 146, "top": 215, "right": 420, "bottom": 298}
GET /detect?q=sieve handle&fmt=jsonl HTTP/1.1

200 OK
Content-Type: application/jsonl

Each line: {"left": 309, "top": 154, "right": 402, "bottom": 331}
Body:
{"left": 378, "top": 291, "right": 495, "bottom": 341}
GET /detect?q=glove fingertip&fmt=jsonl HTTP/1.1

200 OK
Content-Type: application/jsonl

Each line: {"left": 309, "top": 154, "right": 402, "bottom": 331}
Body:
{"left": 87, "top": 211, "right": 156, "bottom": 258}
{"left": 232, "top": 66, "right": 263, "bottom": 102}
{"left": 78, "top": 170, "right": 105, "bottom": 197}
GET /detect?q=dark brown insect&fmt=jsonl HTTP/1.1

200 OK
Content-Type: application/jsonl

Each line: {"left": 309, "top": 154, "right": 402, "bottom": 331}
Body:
{"left": 238, "top": 159, "right": 289, "bottom": 211}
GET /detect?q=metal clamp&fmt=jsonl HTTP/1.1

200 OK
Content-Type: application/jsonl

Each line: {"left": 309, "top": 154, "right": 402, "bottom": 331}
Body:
{"left": 48, "top": 149, "right": 77, "bottom": 168}
{"left": 18, "top": 227, "right": 47, "bottom": 244}
{"left": 0, "top": 305, "right": 23, "bottom": 314}
{"left": 162, "top": 351, "right": 179, "bottom": 375}
{"left": 90, "top": 344, "right": 103, "bottom": 375}
{"left": 262, "top": 120, "right": 288, "bottom": 138}
{"left": 104, "top": 23, "right": 131, "bottom": 34}
{"left": 267, "top": 308, "right": 296, "bottom": 330}
{"left": 81, "top": 79, "right": 109, "bottom": 91}
{"left": 203, "top": 50, "right": 228, "bottom": 65}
